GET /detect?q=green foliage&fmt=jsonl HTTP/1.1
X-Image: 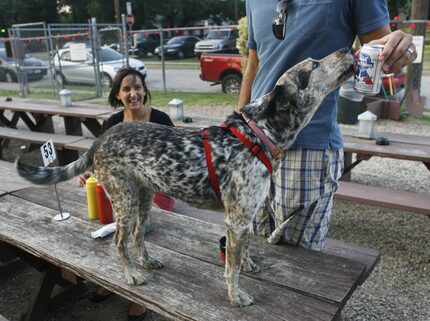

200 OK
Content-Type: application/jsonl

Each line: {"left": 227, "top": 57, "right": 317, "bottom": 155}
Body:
{"left": 0, "top": 0, "right": 58, "bottom": 27}
{"left": 237, "top": 16, "right": 248, "bottom": 70}
{"left": 0, "top": 0, "right": 247, "bottom": 30}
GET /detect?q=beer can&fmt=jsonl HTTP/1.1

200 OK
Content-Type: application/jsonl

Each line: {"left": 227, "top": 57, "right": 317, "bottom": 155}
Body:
{"left": 354, "top": 44, "right": 384, "bottom": 96}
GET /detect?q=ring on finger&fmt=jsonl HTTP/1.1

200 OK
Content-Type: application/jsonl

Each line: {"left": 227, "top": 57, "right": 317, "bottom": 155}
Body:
{"left": 406, "top": 47, "right": 414, "bottom": 55}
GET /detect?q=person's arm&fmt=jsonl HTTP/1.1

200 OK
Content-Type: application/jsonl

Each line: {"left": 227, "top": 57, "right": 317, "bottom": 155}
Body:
{"left": 358, "top": 25, "right": 417, "bottom": 74}
{"left": 237, "top": 48, "right": 259, "bottom": 112}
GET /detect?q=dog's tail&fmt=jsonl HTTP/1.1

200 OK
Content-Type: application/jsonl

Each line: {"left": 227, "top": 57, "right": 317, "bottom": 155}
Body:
{"left": 15, "top": 143, "right": 97, "bottom": 185}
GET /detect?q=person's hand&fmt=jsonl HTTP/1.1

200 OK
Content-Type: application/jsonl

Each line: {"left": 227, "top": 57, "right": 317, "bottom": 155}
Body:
{"left": 369, "top": 30, "right": 417, "bottom": 74}
{"left": 77, "top": 171, "right": 91, "bottom": 187}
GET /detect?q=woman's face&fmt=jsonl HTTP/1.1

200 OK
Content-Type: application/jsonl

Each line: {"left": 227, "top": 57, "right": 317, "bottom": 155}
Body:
{"left": 116, "top": 74, "right": 146, "bottom": 111}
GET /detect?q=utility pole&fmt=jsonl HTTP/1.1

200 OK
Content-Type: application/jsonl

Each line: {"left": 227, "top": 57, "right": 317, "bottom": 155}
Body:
{"left": 234, "top": 0, "right": 238, "bottom": 22}
{"left": 114, "top": 0, "right": 120, "bottom": 24}
{"left": 404, "top": 0, "right": 429, "bottom": 114}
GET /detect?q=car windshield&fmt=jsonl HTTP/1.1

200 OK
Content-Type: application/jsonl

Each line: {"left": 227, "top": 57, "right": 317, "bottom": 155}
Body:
{"left": 167, "top": 37, "right": 184, "bottom": 44}
{"left": 206, "top": 30, "right": 229, "bottom": 39}
{"left": 98, "top": 48, "right": 123, "bottom": 62}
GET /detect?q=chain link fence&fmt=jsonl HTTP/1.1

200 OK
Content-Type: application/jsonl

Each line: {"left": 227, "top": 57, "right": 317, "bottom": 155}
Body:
{"left": 1, "top": 22, "right": 239, "bottom": 99}
{"left": 0, "top": 19, "right": 427, "bottom": 109}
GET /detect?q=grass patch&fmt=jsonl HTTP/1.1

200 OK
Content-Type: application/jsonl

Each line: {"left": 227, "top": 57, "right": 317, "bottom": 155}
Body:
{"left": 149, "top": 90, "right": 237, "bottom": 106}
{"left": 0, "top": 89, "right": 238, "bottom": 107}
{"left": 416, "top": 114, "right": 430, "bottom": 124}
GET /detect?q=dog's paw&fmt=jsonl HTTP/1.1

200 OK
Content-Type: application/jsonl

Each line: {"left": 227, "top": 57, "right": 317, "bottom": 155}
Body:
{"left": 230, "top": 289, "right": 255, "bottom": 307}
{"left": 241, "top": 258, "right": 261, "bottom": 274}
{"left": 125, "top": 267, "right": 146, "bottom": 285}
{"left": 141, "top": 257, "right": 164, "bottom": 269}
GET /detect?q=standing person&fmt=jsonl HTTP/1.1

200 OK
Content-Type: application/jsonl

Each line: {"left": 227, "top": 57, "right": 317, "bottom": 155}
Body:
{"left": 239, "top": 0, "right": 417, "bottom": 250}
{"left": 78, "top": 67, "right": 174, "bottom": 321}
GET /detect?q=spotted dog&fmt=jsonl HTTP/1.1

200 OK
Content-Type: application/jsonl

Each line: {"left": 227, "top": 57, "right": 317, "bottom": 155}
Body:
{"left": 16, "top": 49, "right": 355, "bottom": 307}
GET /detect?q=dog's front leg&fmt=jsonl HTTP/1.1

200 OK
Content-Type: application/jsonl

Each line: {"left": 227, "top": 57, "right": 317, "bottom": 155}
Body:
{"left": 241, "top": 233, "right": 260, "bottom": 274}
{"left": 224, "top": 219, "right": 255, "bottom": 307}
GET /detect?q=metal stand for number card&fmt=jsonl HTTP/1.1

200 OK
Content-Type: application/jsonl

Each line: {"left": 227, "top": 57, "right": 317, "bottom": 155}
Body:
{"left": 53, "top": 183, "right": 71, "bottom": 221}
{"left": 38, "top": 140, "right": 71, "bottom": 221}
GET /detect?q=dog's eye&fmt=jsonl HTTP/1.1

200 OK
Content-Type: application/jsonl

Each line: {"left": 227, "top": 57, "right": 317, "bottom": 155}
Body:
{"left": 312, "top": 61, "right": 320, "bottom": 70}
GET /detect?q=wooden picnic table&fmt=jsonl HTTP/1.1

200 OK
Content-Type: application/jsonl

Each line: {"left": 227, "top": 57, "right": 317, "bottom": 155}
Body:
{"left": 0, "top": 98, "right": 113, "bottom": 137}
{"left": 341, "top": 127, "right": 430, "bottom": 179}
{"left": 0, "top": 162, "right": 380, "bottom": 321}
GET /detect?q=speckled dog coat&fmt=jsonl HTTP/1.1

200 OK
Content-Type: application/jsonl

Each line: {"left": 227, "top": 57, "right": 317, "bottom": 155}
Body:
{"left": 16, "top": 49, "right": 355, "bottom": 307}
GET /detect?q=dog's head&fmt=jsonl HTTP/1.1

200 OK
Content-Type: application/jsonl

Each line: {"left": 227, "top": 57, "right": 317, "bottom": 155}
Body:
{"left": 250, "top": 48, "right": 355, "bottom": 146}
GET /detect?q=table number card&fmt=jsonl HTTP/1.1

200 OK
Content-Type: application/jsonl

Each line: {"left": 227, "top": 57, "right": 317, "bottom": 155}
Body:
{"left": 40, "top": 139, "right": 70, "bottom": 221}
{"left": 40, "top": 138, "right": 57, "bottom": 167}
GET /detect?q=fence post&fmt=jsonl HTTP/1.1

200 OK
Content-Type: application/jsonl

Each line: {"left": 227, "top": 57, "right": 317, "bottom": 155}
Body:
{"left": 90, "top": 17, "right": 103, "bottom": 98}
{"left": 160, "top": 27, "right": 166, "bottom": 94}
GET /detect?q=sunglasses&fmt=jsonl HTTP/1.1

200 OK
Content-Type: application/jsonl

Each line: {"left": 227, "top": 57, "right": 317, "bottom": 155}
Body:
{"left": 272, "top": 0, "right": 290, "bottom": 40}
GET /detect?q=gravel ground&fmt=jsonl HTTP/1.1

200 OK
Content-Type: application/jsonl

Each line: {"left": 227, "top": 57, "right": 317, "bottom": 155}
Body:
{"left": 0, "top": 102, "right": 429, "bottom": 321}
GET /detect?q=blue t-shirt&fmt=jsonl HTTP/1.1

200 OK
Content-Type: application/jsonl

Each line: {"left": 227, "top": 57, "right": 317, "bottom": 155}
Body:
{"left": 246, "top": 0, "right": 389, "bottom": 150}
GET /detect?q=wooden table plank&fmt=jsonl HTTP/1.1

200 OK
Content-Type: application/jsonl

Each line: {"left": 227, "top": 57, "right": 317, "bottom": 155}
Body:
{"left": 0, "top": 101, "right": 112, "bottom": 119}
{"left": 341, "top": 127, "right": 430, "bottom": 147}
{"left": 0, "top": 193, "right": 339, "bottom": 321}
{"left": 12, "top": 184, "right": 366, "bottom": 308}
{"left": 342, "top": 135, "right": 430, "bottom": 163}
{"left": 0, "top": 160, "right": 36, "bottom": 193}
{"left": 64, "top": 138, "right": 95, "bottom": 152}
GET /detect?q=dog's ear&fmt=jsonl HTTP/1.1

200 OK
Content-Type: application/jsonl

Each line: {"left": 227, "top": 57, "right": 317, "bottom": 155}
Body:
{"left": 274, "top": 79, "right": 303, "bottom": 108}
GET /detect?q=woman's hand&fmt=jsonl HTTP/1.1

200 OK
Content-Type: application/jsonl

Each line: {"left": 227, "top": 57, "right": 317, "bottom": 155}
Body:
{"left": 77, "top": 171, "right": 91, "bottom": 187}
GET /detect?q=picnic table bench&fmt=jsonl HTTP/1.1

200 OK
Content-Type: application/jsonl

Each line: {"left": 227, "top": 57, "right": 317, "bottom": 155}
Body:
{"left": 0, "top": 160, "right": 380, "bottom": 321}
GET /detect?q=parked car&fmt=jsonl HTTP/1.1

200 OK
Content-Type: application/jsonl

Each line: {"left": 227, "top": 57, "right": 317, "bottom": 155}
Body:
{"left": 131, "top": 33, "right": 160, "bottom": 58}
{"left": 52, "top": 47, "right": 147, "bottom": 87}
{"left": 0, "top": 49, "right": 47, "bottom": 82}
{"left": 194, "top": 28, "right": 239, "bottom": 56}
{"left": 199, "top": 53, "right": 242, "bottom": 95}
{"left": 154, "top": 36, "right": 201, "bottom": 59}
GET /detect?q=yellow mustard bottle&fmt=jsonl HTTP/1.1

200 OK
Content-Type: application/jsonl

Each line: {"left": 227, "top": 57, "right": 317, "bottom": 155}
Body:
{"left": 86, "top": 174, "right": 99, "bottom": 220}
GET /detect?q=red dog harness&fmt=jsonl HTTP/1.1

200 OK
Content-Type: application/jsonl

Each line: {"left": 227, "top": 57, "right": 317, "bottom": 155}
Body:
{"left": 202, "top": 114, "right": 282, "bottom": 201}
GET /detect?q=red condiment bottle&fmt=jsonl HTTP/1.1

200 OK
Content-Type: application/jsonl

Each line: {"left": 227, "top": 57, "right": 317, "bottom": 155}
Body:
{"left": 96, "top": 183, "right": 113, "bottom": 224}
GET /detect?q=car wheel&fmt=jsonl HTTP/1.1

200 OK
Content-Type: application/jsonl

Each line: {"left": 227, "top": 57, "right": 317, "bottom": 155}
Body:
{"left": 221, "top": 74, "right": 241, "bottom": 95}
{"left": 138, "top": 49, "right": 148, "bottom": 58}
{"left": 177, "top": 50, "right": 185, "bottom": 59}
{"left": 5, "top": 71, "right": 16, "bottom": 83}
{"left": 54, "top": 71, "right": 66, "bottom": 86}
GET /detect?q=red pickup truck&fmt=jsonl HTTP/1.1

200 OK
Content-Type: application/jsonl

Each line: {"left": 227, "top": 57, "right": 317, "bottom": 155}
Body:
{"left": 199, "top": 53, "right": 243, "bottom": 95}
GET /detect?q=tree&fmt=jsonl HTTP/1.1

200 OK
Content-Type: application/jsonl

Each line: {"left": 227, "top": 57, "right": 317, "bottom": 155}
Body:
{"left": 0, "top": 0, "right": 58, "bottom": 28}
{"left": 404, "top": 0, "right": 429, "bottom": 113}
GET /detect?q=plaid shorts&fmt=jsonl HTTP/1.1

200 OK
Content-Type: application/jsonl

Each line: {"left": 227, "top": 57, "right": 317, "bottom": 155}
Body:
{"left": 251, "top": 149, "right": 343, "bottom": 251}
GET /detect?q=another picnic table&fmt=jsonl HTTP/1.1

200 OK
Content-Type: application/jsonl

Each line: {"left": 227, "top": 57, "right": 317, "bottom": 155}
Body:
{"left": 338, "top": 127, "right": 430, "bottom": 216}
{"left": 0, "top": 160, "right": 380, "bottom": 321}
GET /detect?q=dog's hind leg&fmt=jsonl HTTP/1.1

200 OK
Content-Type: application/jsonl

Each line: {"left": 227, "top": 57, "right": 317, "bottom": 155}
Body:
{"left": 224, "top": 209, "right": 255, "bottom": 307}
{"left": 104, "top": 176, "right": 146, "bottom": 285}
{"left": 134, "top": 186, "right": 163, "bottom": 269}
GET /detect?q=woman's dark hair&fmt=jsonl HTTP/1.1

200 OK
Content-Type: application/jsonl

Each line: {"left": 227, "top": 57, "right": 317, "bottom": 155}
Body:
{"left": 108, "top": 67, "right": 150, "bottom": 108}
